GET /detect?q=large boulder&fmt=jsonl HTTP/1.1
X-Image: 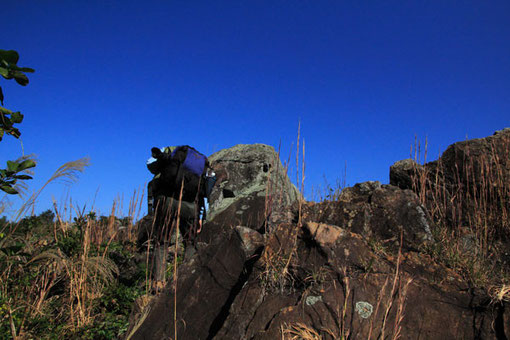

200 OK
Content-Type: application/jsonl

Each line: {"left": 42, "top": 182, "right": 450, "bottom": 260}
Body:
{"left": 207, "top": 144, "right": 300, "bottom": 230}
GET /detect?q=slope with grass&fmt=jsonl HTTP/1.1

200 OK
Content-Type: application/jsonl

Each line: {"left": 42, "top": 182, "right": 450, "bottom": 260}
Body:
{"left": 1, "top": 130, "right": 509, "bottom": 339}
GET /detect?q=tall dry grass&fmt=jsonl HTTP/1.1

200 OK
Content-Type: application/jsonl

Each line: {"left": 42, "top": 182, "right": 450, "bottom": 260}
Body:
{"left": 0, "top": 158, "right": 149, "bottom": 339}
{"left": 409, "top": 134, "right": 510, "bottom": 287}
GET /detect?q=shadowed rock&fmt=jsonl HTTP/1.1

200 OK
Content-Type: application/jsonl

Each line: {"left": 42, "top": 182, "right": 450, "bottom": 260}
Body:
{"left": 390, "top": 128, "right": 510, "bottom": 194}
{"left": 303, "top": 181, "right": 434, "bottom": 251}
{"left": 127, "top": 136, "right": 508, "bottom": 339}
{"left": 127, "top": 223, "right": 246, "bottom": 340}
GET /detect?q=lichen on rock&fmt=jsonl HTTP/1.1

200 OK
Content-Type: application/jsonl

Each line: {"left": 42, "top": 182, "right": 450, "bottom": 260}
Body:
{"left": 355, "top": 301, "right": 374, "bottom": 319}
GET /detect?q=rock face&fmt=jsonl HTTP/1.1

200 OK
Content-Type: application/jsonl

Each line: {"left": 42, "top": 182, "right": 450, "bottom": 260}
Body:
{"left": 390, "top": 128, "right": 510, "bottom": 265}
{"left": 207, "top": 144, "right": 300, "bottom": 230}
{"left": 390, "top": 128, "right": 510, "bottom": 195}
{"left": 303, "top": 181, "right": 434, "bottom": 251}
{"left": 127, "top": 223, "right": 247, "bottom": 340}
{"left": 127, "top": 138, "right": 509, "bottom": 340}
{"left": 215, "top": 221, "right": 498, "bottom": 340}
{"left": 389, "top": 158, "right": 421, "bottom": 190}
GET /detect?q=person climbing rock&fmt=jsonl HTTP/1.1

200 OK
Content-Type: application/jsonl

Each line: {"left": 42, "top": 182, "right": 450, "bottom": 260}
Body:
{"left": 142, "top": 145, "right": 216, "bottom": 291}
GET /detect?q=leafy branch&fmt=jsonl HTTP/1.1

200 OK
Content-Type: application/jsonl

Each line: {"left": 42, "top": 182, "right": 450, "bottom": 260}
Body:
{"left": 0, "top": 49, "right": 36, "bottom": 195}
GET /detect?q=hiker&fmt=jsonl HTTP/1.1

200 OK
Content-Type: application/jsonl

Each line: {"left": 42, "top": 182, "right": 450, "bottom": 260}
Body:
{"left": 144, "top": 145, "right": 216, "bottom": 288}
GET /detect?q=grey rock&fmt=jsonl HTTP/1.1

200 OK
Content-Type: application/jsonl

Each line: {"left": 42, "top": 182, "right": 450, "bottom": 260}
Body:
{"left": 207, "top": 144, "right": 300, "bottom": 229}
{"left": 389, "top": 158, "right": 421, "bottom": 190}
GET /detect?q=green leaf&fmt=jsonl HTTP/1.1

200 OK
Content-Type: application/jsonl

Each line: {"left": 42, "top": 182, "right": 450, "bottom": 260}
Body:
{"left": 18, "top": 159, "right": 36, "bottom": 171}
{"left": 0, "top": 106, "right": 13, "bottom": 115}
{"left": 0, "top": 67, "right": 8, "bottom": 78}
{"left": 4, "top": 170, "right": 15, "bottom": 177}
{"left": 10, "top": 111, "right": 23, "bottom": 123}
{"left": 0, "top": 86, "right": 3, "bottom": 105}
{"left": 0, "top": 169, "right": 5, "bottom": 178}
{"left": 13, "top": 174, "right": 32, "bottom": 180}
{"left": 6, "top": 160, "right": 18, "bottom": 172}
{"left": 2, "top": 116, "right": 13, "bottom": 129}
{"left": 0, "top": 50, "right": 20, "bottom": 64}
{"left": 19, "top": 67, "right": 35, "bottom": 73}
{"left": 0, "top": 184, "right": 18, "bottom": 195}
{"left": 9, "top": 65, "right": 35, "bottom": 73}
{"left": 14, "top": 73, "right": 29, "bottom": 86}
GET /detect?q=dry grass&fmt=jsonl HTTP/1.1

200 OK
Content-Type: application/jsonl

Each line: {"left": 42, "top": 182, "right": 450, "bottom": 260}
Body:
{"left": 0, "top": 158, "right": 150, "bottom": 339}
{"left": 260, "top": 233, "right": 298, "bottom": 293}
{"left": 0, "top": 207, "right": 134, "bottom": 338}
{"left": 490, "top": 284, "right": 510, "bottom": 303}
{"left": 366, "top": 236, "right": 413, "bottom": 340}
{"left": 281, "top": 322, "right": 322, "bottom": 340}
{"left": 410, "top": 135, "right": 510, "bottom": 287}
{"left": 260, "top": 123, "right": 306, "bottom": 291}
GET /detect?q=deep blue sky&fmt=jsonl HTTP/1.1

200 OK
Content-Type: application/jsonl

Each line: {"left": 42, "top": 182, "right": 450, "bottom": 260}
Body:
{"left": 2, "top": 1, "right": 509, "bottom": 219}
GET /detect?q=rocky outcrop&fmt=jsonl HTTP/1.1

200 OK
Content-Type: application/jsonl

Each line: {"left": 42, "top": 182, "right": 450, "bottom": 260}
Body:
{"left": 215, "top": 221, "right": 497, "bottom": 340}
{"left": 128, "top": 208, "right": 501, "bottom": 339}
{"left": 127, "top": 136, "right": 509, "bottom": 339}
{"left": 127, "top": 223, "right": 247, "bottom": 340}
{"left": 207, "top": 144, "right": 300, "bottom": 230}
{"left": 437, "top": 128, "right": 510, "bottom": 188}
{"left": 390, "top": 128, "right": 510, "bottom": 265}
{"left": 302, "top": 181, "right": 434, "bottom": 251}
{"left": 390, "top": 128, "right": 510, "bottom": 195}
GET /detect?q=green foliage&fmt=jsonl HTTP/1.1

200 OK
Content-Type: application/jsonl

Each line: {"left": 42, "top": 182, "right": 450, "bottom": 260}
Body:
{"left": 14, "top": 209, "right": 54, "bottom": 236}
{"left": 0, "top": 49, "right": 36, "bottom": 195}
{"left": 78, "top": 283, "right": 144, "bottom": 339}
{"left": 0, "top": 210, "right": 145, "bottom": 339}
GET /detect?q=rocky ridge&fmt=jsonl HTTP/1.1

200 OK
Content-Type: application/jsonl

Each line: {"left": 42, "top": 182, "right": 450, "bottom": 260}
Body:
{"left": 127, "top": 132, "right": 509, "bottom": 340}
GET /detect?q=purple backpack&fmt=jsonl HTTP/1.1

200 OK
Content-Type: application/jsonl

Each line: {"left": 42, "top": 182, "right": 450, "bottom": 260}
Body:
{"left": 171, "top": 146, "right": 208, "bottom": 202}
{"left": 173, "top": 146, "right": 207, "bottom": 178}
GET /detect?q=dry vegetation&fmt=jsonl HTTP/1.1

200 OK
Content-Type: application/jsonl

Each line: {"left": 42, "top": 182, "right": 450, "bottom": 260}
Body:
{"left": 1, "top": 132, "right": 508, "bottom": 339}
{"left": 410, "top": 136, "right": 510, "bottom": 295}
{"left": 0, "top": 159, "right": 152, "bottom": 339}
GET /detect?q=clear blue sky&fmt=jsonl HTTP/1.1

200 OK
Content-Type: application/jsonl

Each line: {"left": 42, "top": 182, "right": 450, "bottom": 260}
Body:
{"left": 2, "top": 1, "right": 509, "bottom": 219}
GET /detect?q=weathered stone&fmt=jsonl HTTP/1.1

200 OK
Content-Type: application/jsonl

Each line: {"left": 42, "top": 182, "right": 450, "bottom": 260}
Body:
{"left": 306, "top": 222, "right": 346, "bottom": 247}
{"left": 337, "top": 180, "right": 381, "bottom": 203}
{"left": 212, "top": 218, "right": 497, "bottom": 340}
{"left": 127, "top": 136, "right": 507, "bottom": 339}
{"left": 389, "top": 158, "right": 420, "bottom": 190}
{"left": 303, "top": 182, "right": 434, "bottom": 251}
{"left": 235, "top": 226, "right": 264, "bottom": 257}
{"left": 127, "top": 224, "right": 246, "bottom": 340}
{"left": 208, "top": 144, "right": 300, "bottom": 230}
